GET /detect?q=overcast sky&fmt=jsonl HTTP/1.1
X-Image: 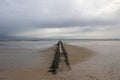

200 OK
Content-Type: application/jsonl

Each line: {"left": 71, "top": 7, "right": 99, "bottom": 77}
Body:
{"left": 0, "top": 0, "right": 120, "bottom": 39}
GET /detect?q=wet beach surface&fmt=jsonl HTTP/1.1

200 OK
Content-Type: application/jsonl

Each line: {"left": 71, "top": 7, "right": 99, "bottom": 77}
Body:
{"left": 0, "top": 40, "right": 120, "bottom": 80}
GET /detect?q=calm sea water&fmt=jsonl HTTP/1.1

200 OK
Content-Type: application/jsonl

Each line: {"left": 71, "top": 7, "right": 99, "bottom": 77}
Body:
{"left": 0, "top": 40, "right": 58, "bottom": 49}
{"left": 1, "top": 40, "right": 120, "bottom": 48}
{"left": 0, "top": 40, "right": 58, "bottom": 69}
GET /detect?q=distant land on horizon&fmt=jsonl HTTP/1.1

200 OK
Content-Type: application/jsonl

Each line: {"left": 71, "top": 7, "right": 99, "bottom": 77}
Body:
{"left": 0, "top": 39, "right": 120, "bottom": 42}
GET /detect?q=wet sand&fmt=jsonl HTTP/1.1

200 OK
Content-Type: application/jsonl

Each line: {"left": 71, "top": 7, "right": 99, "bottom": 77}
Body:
{"left": 0, "top": 42, "right": 120, "bottom": 80}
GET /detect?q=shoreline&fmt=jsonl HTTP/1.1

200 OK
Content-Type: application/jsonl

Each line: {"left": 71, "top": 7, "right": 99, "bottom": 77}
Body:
{"left": 1, "top": 41, "right": 120, "bottom": 80}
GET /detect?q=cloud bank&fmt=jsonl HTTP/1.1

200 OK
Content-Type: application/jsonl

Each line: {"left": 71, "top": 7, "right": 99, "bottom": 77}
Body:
{"left": 0, "top": 0, "right": 120, "bottom": 39}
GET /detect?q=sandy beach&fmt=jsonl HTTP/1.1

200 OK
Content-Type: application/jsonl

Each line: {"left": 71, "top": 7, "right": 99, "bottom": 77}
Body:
{"left": 0, "top": 41, "right": 120, "bottom": 80}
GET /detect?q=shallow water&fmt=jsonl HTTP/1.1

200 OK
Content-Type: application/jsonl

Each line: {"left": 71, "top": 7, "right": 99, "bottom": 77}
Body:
{"left": 0, "top": 40, "right": 57, "bottom": 49}
{"left": 0, "top": 40, "right": 57, "bottom": 69}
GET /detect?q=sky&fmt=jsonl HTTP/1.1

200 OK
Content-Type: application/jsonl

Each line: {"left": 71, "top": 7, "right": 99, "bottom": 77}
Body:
{"left": 0, "top": 0, "right": 120, "bottom": 39}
